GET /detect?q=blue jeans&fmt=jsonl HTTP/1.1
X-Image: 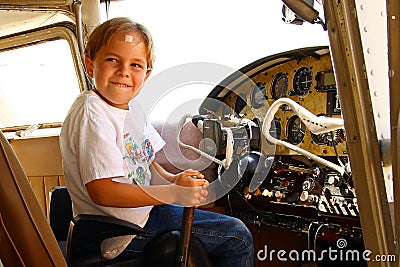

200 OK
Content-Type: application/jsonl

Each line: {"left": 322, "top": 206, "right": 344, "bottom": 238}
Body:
{"left": 114, "top": 204, "right": 254, "bottom": 267}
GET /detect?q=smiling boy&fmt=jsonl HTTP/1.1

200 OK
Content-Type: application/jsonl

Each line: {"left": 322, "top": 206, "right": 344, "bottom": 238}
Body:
{"left": 60, "top": 17, "right": 253, "bottom": 266}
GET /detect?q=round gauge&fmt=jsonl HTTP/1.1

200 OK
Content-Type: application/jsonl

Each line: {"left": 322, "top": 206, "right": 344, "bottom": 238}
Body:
{"left": 286, "top": 115, "right": 306, "bottom": 144}
{"left": 269, "top": 117, "right": 281, "bottom": 140}
{"left": 234, "top": 93, "right": 247, "bottom": 117}
{"left": 293, "top": 66, "right": 313, "bottom": 96}
{"left": 250, "top": 82, "right": 266, "bottom": 109}
{"left": 271, "top": 72, "right": 288, "bottom": 99}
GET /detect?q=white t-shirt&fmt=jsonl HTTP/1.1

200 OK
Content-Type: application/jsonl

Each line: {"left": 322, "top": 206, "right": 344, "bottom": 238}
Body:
{"left": 60, "top": 90, "right": 165, "bottom": 259}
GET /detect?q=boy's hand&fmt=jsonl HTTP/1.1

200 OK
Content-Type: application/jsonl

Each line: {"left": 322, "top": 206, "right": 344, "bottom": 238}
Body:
{"left": 173, "top": 169, "right": 209, "bottom": 207}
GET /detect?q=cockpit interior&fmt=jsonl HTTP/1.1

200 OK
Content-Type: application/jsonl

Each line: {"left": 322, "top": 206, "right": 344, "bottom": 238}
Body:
{"left": 2, "top": 0, "right": 398, "bottom": 266}
{"left": 182, "top": 46, "right": 365, "bottom": 266}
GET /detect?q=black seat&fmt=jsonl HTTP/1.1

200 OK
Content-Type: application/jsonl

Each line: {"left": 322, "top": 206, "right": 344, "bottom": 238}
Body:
{"left": 49, "top": 186, "right": 73, "bottom": 257}
{"left": 49, "top": 186, "right": 213, "bottom": 267}
{"left": 49, "top": 186, "right": 147, "bottom": 266}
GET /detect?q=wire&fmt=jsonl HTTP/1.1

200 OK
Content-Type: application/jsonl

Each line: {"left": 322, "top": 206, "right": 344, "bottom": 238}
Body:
{"left": 331, "top": 131, "right": 346, "bottom": 170}
{"left": 313, "top": 223, "right": 328, "bottom": 267}
{"left": 307, "top": 222, "right": 319, "bottom": 267}
{"left": 104, "top": 0, "right": 110, "bottom": 19}
{"left": 227, "top": 194, "right": 233, "bottom": 216}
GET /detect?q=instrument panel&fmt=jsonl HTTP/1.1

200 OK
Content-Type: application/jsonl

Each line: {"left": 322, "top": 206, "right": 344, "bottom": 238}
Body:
{"left": 203, "top": 47, "right": 346, "bottom": 157}
{"left": 196, "top": 47, "right": 365, "bottom": 267}
{"left": 198, "top": 47, "right": 358, "bottom": 227}
{"left": 252, "top": 55, "right": 344, "bottom": 156}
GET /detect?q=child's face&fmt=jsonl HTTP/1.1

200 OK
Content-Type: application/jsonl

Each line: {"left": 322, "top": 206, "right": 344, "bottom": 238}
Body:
{"left": 85, "top": 31, "right": 151, "bottom": 109}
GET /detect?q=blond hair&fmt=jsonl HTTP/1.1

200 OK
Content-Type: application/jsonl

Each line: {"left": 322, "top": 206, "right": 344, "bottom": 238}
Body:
{"left": 84, "top": 17, "right": 154, "bottom": 70}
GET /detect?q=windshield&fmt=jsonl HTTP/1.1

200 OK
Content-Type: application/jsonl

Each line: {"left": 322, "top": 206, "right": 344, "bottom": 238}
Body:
{"left": 100, "top": 0, "right": 329, "bottom": 121}
{"left": 0, "top": 1, "right": 329, "bottom": 128}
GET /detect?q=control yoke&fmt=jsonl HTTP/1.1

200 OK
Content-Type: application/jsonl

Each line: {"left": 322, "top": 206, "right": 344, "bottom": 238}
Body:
{"left": 262, "top": 98, "right": 346, "bottom": 175}
{"left": 177, "top": 114, "right": 227, "bottom": 168}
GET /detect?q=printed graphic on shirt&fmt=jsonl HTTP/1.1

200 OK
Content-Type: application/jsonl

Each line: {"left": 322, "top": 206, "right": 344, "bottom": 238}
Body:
{"left": 123, "top": 132, "right": 155, "bottom": 186}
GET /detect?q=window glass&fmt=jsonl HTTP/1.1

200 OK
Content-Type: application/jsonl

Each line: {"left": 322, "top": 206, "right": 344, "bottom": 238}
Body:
{"left": 100, "top": 1, "right": 329, "bottom": 122}
{"left": 0, "top": 39, "right": 80, "bottom": 129}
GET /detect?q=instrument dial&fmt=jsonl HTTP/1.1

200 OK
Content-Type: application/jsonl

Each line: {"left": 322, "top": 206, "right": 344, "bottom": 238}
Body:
{"left": 250, "top": 82, "right": 267, "bottom": 109}
{"left": 286, "top": 115, "right": 306, "bottom": 144}
{"left": 293, "top": 66, "right": 313, "bottom": 96}
{"left": 271, "top": 72, "right": 288, "bottom": 100}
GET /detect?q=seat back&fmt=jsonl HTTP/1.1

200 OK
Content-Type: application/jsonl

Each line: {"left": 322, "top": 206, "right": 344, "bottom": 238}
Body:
{"left": 0, "top": 130, "right": 66, "bottom": 266}
{"left": 9, "top": 135, "right": 66, "bottom": 217}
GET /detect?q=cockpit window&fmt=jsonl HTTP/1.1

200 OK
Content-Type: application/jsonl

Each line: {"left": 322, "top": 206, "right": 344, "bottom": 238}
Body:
{"left": 0, "top": 39, "right": 79, "bottom": 130}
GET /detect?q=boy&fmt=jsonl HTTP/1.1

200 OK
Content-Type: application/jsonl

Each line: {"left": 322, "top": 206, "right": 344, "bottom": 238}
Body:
{"left": 60, "top": 17, "right": 253, "bottom": 266}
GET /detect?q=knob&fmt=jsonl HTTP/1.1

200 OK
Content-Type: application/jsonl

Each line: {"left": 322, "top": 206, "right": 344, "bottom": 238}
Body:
{"left": 275, "top": 191, "right": 284, "bottom": 198}
{"left": 262, "top": 189, "right": 273, "bottom": 197}
{"left": 300, "top": 191, "right": 309, "bottom": 202}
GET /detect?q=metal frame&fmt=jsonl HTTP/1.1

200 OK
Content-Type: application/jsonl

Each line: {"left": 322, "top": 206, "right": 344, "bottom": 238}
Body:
{"left": 323, "top": 0, "right": 396, "bottom": 265}
{"left": 387, "top": 0, "right": 400, "bottom": 265}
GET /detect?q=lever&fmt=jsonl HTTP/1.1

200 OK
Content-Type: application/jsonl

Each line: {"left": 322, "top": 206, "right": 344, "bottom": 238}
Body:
{"left": 177, "top": 175, "right": 199, "bottom": 267}
{"left": 178, "top": 206, "right": 195, "bottom": 267}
